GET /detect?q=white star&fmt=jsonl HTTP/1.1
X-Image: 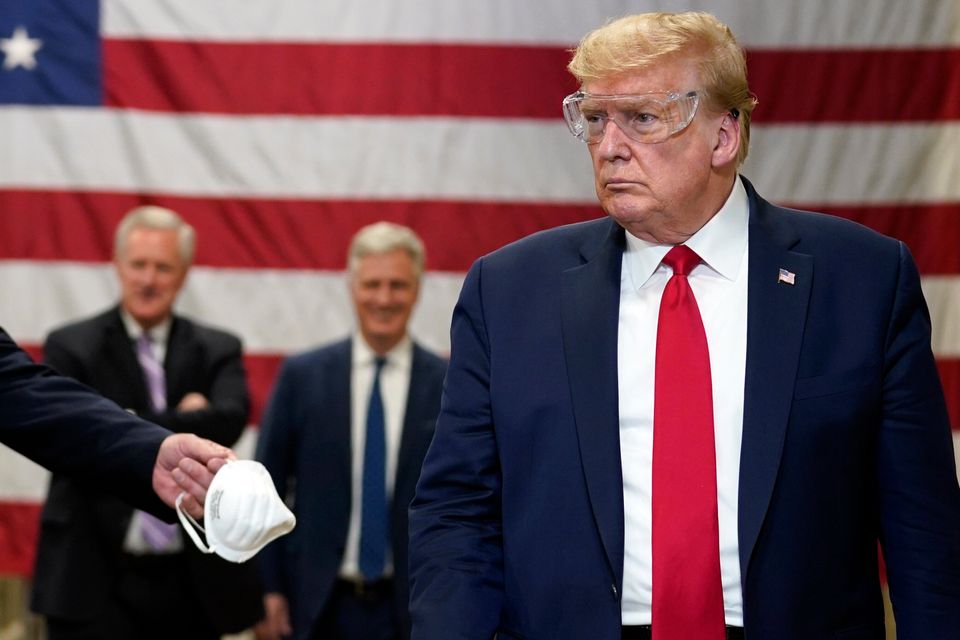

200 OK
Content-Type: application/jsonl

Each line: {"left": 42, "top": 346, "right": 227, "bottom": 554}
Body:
{"left": 1, "top": 26, "right": 43, "bottom": 71}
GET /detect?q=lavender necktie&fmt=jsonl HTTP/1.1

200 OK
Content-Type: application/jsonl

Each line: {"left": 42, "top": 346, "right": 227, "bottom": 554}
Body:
{"left": 133, "top": 332, "right": 179, "bottom": 551}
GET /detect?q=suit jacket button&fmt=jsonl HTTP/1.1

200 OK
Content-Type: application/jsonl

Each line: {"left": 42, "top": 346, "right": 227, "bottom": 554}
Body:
{"left": 611, "top": 583, "right": 619, "bottom": 600}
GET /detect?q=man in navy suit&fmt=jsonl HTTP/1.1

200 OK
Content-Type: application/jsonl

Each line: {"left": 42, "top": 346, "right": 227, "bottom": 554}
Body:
{"left": 257, "top": 222, "right": 446, "bottom": 640}
{"left": 409, "top": 11, "right": 960, "bottom": 640}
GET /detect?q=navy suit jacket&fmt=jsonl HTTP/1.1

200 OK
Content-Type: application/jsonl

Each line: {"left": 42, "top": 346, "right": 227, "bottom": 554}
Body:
{"left": 409, "top": 177, "right": 960, "bottom": 640}
{"left": 0, "top": 327, "right": 166, "bottom": 513}
{"left": 256, "top": 337, "right": 446, "bottom": 640}
{"left": 29, "top": 308, "right": 263, "bottom": 633}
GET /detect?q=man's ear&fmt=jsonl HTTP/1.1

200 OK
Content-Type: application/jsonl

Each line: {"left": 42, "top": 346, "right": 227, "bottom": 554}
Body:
{"left": 712, "top": 112, "right": 741, "bottom": 168}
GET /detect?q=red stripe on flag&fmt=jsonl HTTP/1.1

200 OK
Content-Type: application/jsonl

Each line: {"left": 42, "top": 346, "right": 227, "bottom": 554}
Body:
{"left": 938, "top": 358, "right": 960, "bottom": 432}
{"left": 0, "top": 189, "right": 602, "bottom": 272}
{"left": 791, "top": 203, "right": 960, "bottom": 275}
{"left": 747, "top": 48, "right": 960, "bottom": 123}
{"left": 20, "top": 344, "right": 41, "bottom": 363}
{"left": 103, "top": 40, "right": 578, "bottom": 118}
{"left": 4, "top": 190, "right": 960, "bottom": 274}
{"left": 0, "top": 501, "right": 41, "bottom": 576}
{"left": 102, "top": 40, "right": 960, "bottom": 122}
{"left": 245, "top": 353, "right": 283, "bottom": 425}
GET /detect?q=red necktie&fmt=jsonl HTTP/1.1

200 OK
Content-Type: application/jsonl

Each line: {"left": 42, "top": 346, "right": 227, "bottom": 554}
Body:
{"left": 651, "top": 245, "right": 725, "bottom": 640}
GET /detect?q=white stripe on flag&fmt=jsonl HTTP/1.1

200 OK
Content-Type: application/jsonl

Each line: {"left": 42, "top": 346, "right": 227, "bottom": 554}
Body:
{"left": 924, "top": 277, "right": 960, "bottom": 358}
{"left": 0, "top": 449, "right": 49, "bottom": 501}
{"left": 956, "top": 432, "right": 960, "bottom": 481}
{"left": 102, "top": 0, "right": 960, "bottom": 47}
{"left": 0, "top": 107, "right": 593, "bottom": 202}
{"left": 0, "top": 261, "right": 462, "bottom": 355}
{"left": 4, "top": 107, "right": 960, "bottom": 206}
{"left": 745, "top": 123, "right": 960, "bottom": 206}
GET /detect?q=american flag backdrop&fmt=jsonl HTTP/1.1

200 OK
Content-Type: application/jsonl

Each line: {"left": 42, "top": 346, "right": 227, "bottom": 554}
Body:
{"left": 1, "top": 0, "right": 958, "bottom": 575}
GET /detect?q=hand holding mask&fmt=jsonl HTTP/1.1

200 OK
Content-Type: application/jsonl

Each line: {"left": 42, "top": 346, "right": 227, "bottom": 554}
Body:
{"left": 176, "top": 460, "right": 296, "bottom": 563}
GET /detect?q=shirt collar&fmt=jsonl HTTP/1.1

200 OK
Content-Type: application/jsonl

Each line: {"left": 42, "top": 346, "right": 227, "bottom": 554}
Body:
{"left": 352, "top": 333, "right": 413, "bottom": 369}
{"left": 623, "top": 175, "right": 749, "bottom": 288}
{"left": 120, "top": 309, "right": 172, "bottom": 346}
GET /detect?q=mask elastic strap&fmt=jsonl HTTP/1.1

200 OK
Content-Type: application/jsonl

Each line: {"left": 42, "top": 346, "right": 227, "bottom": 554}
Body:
{"left": 175, "top": 492, "right": 216, "bottom": 555}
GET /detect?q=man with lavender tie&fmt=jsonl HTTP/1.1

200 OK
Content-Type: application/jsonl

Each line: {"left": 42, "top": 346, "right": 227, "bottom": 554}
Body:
{"left": 30, "top": 206, "right": 264, "bottom": 639}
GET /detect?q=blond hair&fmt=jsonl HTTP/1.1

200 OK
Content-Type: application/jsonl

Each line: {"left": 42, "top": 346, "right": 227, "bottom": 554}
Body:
{"left": 568, "top": 12, "right": 757, "bottom": 166}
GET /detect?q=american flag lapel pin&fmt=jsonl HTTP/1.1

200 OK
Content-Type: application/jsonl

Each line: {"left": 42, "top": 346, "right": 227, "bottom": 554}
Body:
{"left": 778, "top": 268, "right": 796, "bottom": 285}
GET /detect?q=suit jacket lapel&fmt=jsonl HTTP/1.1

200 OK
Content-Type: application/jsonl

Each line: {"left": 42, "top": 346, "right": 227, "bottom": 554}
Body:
{"left": 103, "top": 308, "right": 152, "bottom": 412}
{"left": 396, "top": 344, "right": 429, "bottom": 500}
{"left": 560, "top": 219, "right": 626, "bottom": 589}
{"left": 738, "top": 180, "right": 813, "bottom": 582}
{"left": 330, "top": 339, "right": 353, "bottom": 501}
{"left": 164, "top": 316, "right": 191, "bottom": 405}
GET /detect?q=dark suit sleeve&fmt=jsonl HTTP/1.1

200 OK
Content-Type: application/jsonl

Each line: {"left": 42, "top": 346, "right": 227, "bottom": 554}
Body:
{"left": 42, "top": 328, "right": 90, "bottom": 383}
{"left": 0, "top": 328, "right": 168, "bottom": 513}
{"left": 877, "top": 243, "right": 960, "bottom": 633}
{"left": 255, "top": 358, "right": 299, "bottom": 594}
{"left": 143, "top": 332, "right": 249, "bottom": 447}
{"left": 409, "top": 260, "right": 504, "bottom": 640}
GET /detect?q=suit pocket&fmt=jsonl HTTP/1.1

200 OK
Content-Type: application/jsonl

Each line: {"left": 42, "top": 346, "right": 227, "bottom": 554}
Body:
{"left": 793, "top": 364, "right": 879, "bottom": 400}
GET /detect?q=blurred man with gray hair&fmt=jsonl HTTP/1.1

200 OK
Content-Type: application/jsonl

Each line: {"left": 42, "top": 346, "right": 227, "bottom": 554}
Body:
{"left": 256, "top": 221, "right": 447, "bottom": 640}
{"left": 31, "top": 205, "right": 264, "bottom": 639}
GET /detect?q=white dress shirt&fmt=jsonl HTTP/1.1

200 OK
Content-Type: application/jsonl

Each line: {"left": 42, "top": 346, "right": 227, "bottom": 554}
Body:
{"left": 340, "top": 334, "right": 413, "bottom": 579}
{"left": 618, "top": 177, "right": 749, "bottom": 625}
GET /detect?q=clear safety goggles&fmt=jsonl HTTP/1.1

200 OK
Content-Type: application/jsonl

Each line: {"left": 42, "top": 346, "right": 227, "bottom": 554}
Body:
{"left": 562, "top": 90, "right": 701, "bottom": 144}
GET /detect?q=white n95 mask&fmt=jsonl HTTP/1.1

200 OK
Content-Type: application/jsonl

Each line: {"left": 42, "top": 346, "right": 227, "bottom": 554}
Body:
{"left": 175, "top": 459, "right": 296, "bottom": 563}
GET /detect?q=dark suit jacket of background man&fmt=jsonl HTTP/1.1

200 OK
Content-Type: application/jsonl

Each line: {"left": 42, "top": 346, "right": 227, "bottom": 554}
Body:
{"left": 409, "top": 177, "right": 960, "bottom": 640}
{"left": 256, "top": 337, "right": 447, "bottom": 640}
{"left": 30, "top": 307, "right": 263, "bottom": 634}
{"left": 0, "top": 327, "right": 168, "bottom": 514}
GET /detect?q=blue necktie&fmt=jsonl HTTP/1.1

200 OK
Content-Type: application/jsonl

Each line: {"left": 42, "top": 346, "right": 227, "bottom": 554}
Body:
{"left": 359, "top": 356, "right": 388, "bottom": 580}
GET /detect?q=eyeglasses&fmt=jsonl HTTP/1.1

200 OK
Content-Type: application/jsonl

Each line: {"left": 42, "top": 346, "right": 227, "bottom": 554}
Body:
{"left": 562, "top": 90, "right": 701, "bottom": 144}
